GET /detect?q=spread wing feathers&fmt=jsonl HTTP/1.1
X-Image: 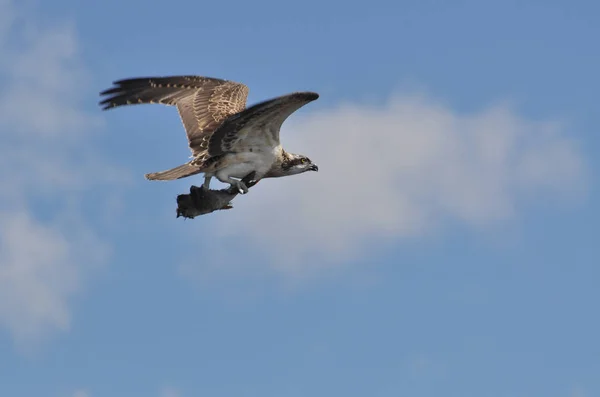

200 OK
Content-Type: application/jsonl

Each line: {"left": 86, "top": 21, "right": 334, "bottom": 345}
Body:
{"left": 145, "top": 162, "right": 202, "bottom": 181}
{"left": 99, "top": 76, "right": 249, "bottom": 156}
{"left": 208, "top": 92, "right": 319, "bottom": 156}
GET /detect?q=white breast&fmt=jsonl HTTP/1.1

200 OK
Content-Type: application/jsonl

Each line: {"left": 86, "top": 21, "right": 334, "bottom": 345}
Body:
{"left": 214, "top": 146, "right": 280, "bottom": 182}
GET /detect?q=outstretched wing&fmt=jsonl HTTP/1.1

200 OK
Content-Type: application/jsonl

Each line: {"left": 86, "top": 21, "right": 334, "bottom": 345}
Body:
{"left": 207, "top": 92, "right": 319, "bottom": 156}
{"left": 99, "top": 76, "right": 249, "bottom": 156}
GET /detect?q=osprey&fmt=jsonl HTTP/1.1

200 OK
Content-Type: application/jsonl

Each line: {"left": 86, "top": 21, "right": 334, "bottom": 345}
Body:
{"left": 99, "top": 75, "right": 319, "bottom": 194}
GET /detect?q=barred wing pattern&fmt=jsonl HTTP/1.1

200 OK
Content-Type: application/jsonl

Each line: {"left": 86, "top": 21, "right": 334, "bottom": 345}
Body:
{"left": 99, "top": 76, "right": 249, "bottom": 157}
{"left": 207, "top": 92, "right": 319, "bottom": 157}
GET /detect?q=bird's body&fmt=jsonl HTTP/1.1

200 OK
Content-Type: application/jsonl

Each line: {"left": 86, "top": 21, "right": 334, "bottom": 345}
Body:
{"left": 99, "top": 75, "right": 319, "bottom": 193}
{"left": 204, "top": 147, "right": 280, "bottom": 187}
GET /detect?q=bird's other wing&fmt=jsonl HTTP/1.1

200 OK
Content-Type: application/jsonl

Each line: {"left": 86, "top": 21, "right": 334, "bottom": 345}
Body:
{"left": 207, "top": 92, "right": 319, "bottom": 156}
{"left": 99, "top": 76, "right": 249, "bottom": 156}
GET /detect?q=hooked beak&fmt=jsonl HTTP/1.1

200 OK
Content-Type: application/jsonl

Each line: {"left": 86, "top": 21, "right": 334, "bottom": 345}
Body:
{"left": 309, "top": 164, "right": 319, "bottom": 172}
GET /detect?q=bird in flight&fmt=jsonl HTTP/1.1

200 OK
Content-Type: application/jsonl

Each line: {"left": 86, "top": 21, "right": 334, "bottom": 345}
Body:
{"left": 99, "top": 75, "right": 319, "bottom": 194}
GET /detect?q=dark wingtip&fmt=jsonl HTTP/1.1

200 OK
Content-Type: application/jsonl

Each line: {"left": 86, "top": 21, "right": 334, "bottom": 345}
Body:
{"left": 99, "top": 87, "right": 121, "bottom": 96}
{"left": 98, "top": 98, "right": 115, "bottom": 111}
{"left": 299, "top": 92, "right": 319, "bottom": 101}
{"left": 288, "top": 91, "right": 319, "bottom": 102}
{"left": 98, "top": 84, "right": 119, "bottom": 110}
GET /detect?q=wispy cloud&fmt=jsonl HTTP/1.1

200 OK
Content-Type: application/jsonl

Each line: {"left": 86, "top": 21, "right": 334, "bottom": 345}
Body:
{"left": 0, "top": 210, "right": 109, "bottom": 346}
{"left": 195, "top": 94, "right": 587, "bottom": 275}
{"left": 0, "top": 0, "right": 126, "bottom": 349}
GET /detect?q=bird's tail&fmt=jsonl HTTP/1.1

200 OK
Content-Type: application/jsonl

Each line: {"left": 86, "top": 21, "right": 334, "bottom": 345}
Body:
{"left": 145, "top": 163, "right": 202, "bottom": 181}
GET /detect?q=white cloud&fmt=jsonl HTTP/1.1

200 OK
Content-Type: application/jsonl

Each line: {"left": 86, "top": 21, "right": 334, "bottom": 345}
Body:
{"left": 204, "top": 95, "right": 586, "bottom": 274}
{"left": 0, "top": 0, "right": 124, "bottom": 348}
{"left": 0, "top": 210, "right": 109, "bottom": 347}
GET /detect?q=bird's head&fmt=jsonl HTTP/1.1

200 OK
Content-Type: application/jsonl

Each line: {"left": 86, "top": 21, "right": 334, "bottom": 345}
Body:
{"left": 281, "top": 153, "right": 319, "bottom": 176}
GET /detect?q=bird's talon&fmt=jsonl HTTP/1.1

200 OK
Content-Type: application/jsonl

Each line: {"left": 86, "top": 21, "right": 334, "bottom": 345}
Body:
{"left": 231, "top": 180, "right": 249, "bottom": 194}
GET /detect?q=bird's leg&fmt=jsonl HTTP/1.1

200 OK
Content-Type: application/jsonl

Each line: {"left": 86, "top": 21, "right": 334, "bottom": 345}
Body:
{"left": 227, "top": 177, "right": 249, "bottom": 194}
{"left": 203, "top": 176, "right": 212, "bottom": 190}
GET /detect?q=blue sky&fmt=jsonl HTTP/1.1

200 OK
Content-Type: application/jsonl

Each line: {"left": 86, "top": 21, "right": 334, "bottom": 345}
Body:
{"left": 0, "top": 0, "right": 598, "bottom": 396}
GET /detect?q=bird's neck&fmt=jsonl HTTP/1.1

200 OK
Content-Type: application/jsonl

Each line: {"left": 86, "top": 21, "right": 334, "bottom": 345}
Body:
{"left": 265, "top": 148, "right": 294, "bottom": 178}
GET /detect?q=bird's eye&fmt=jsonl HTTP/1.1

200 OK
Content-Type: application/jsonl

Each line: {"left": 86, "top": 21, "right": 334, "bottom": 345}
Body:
{"left": 300, "top": 158, "right": 307, "bottom": 164}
